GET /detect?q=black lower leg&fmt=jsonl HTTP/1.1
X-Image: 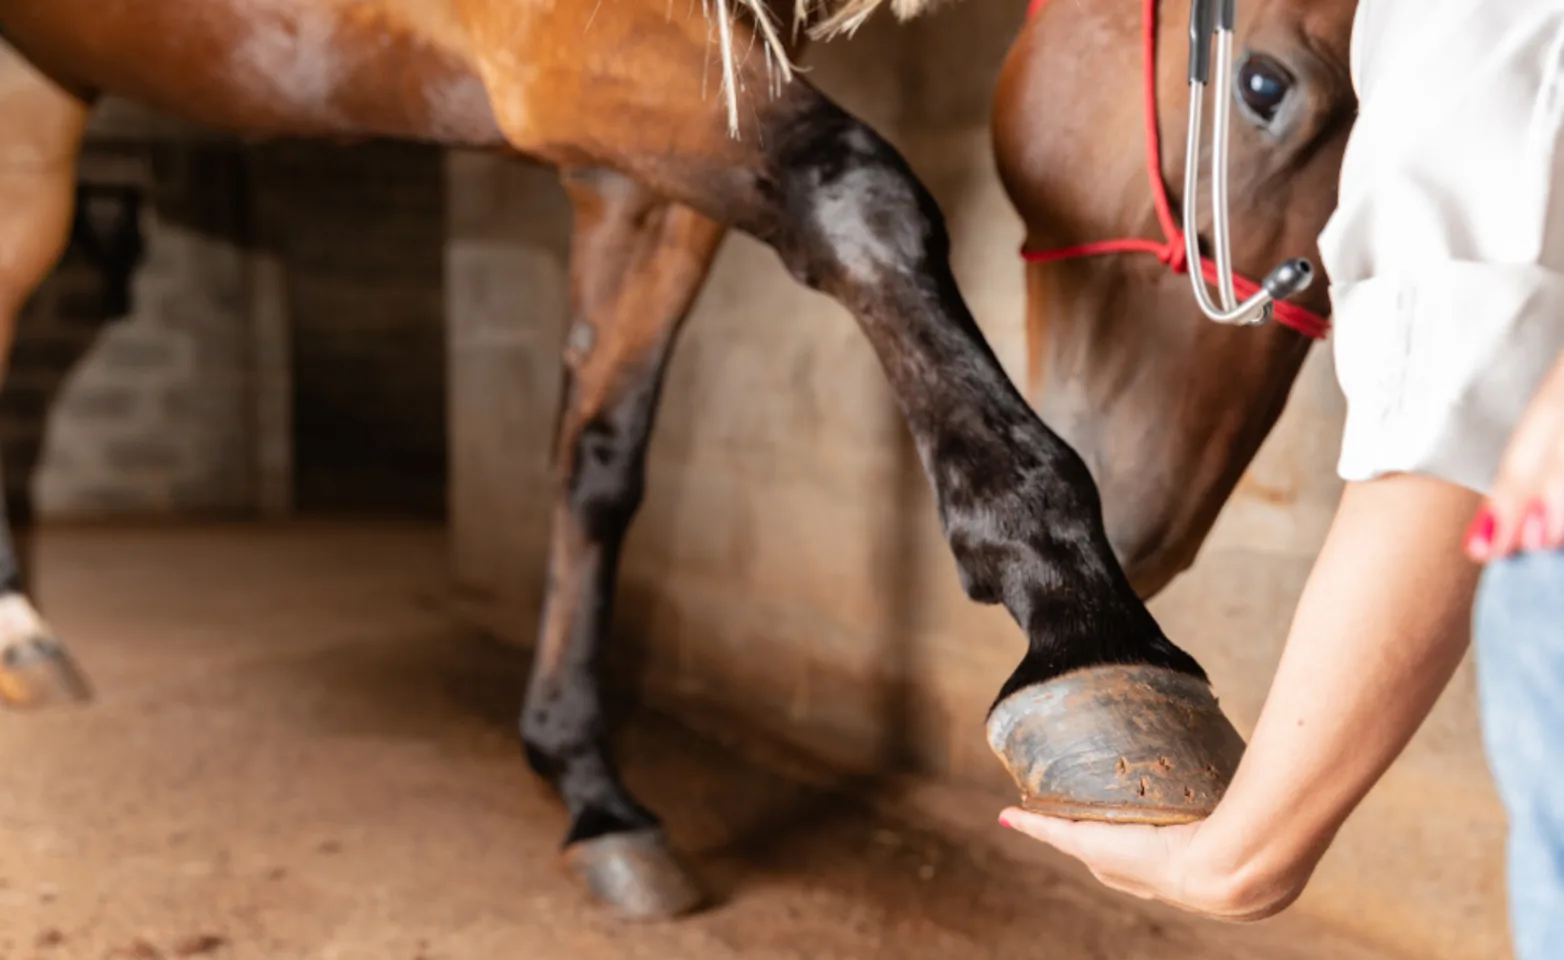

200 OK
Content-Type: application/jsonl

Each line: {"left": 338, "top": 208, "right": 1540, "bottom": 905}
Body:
{"left": 0, "top": 467, "right": 27, "bottom": 596}
{"left": 522, "top": 519, "right": 659, "bottom": 845}
{"left": 519, "top": 170, "right": 724, "bottom": 848}
{"left": 750, "top": 100, "right": 1202, "bottom": 702}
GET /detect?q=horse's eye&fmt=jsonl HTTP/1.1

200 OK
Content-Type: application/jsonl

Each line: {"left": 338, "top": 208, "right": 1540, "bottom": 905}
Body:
{"left": 1234, "top": 54, "right": 1294, "bottom": 126}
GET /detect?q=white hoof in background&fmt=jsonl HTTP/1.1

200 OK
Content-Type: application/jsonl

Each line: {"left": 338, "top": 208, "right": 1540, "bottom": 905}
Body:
{"left": 0, "top": 592, "right": 91, "bottom": 708}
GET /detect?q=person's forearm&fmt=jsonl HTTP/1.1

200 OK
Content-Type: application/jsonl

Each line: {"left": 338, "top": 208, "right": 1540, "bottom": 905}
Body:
{"left": 1190, "top": 473, "right": 1483, "bottom": 916}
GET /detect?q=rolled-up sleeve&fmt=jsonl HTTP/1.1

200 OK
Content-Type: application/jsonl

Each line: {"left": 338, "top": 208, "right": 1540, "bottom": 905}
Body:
{"left": 1320, "top": 0, "right": 1564, "bottom": 493}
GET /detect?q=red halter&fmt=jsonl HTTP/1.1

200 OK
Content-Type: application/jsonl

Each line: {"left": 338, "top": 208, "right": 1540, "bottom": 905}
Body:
{"left": 1019, "top": 0, "right": 1331, "bottom": 340}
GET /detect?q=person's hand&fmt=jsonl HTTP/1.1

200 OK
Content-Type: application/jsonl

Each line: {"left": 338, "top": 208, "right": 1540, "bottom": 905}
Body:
{"left": 997, "top": 808, "right": 1310, "bottom": 923}
{"left": 1467, "top": 353, "right": 1564, "bottom": 560}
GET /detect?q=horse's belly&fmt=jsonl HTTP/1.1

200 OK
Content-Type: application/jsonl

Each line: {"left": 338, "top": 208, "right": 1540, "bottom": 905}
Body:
{"left": 0, "top": 0, "right": 505, "bottom": 145}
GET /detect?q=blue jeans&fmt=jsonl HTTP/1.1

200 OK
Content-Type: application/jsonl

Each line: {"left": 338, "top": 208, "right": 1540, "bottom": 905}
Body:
{"left": 1475, "top": 548, "right": 1564, "bottom": 960}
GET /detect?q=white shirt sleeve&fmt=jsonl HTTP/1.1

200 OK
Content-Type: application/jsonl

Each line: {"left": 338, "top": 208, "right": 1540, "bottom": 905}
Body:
{"left": 1318, "top": 0, "right": 1564, "bottom": 494}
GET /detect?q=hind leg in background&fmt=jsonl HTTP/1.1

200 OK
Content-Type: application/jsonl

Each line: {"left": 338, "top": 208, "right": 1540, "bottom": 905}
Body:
{"left": 521, "top": 167, "right": 726, "bottom": 921}
{"left": 0, "top": 38, "right": 93, "bottom": 709}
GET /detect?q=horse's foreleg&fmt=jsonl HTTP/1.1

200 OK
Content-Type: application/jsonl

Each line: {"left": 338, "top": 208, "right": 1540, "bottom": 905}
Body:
{"left": 521, "top": 167, "right": 725, "bottom": 921}
{"left": 0, "top": 41, "right": 93, "bottom": 709}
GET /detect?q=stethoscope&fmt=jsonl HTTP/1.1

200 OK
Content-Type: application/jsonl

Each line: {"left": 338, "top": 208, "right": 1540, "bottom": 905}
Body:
{"left": 1184, "top": 0, "right": 1315, "bottom": 326}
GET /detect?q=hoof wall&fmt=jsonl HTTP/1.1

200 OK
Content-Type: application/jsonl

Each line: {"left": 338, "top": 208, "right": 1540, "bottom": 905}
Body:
{"left": 0, "top": 636, "right": 92, "bottom": 709}
{"left": 564, "top": 829, "right": 703, "bottom": 921}
{"left": 987, "top": 664, "right": 1245, "bottom": 825}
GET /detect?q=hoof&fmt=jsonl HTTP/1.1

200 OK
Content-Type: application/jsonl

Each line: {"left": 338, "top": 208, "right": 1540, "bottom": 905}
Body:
{"left": 0, "top": 634, "right": 92, "bottom": 709}
{"left": 987, "top": 664, "right": 1245, "bottom": 825}
{"left": 563, "top": 829, "right": 703, "bottom": 921}
{"left": 0, "top": 593, "right": 92, "bottom": 709}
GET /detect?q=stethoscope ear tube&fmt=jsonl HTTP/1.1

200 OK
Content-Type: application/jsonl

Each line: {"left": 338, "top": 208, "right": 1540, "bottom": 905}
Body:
{"left": 1188, "top": 0, "right": 1215, "bottom": 83}
{"left": 1183, "top": 0, "right": 1315, "bottom": 327}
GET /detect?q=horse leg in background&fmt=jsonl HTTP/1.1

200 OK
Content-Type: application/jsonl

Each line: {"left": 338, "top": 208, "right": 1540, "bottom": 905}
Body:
{"left": 0, "top": 39, "right": 93, "bottom": 708}
{"left": 521, "top": 167, "right": 726, "bottom": 921}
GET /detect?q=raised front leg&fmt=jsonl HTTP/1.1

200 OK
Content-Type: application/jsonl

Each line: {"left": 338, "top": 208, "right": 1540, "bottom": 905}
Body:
{"left": 749, "top": 113, "right": 1245, "bottom": 823}
{"left": 0, "top": 38, "right": 94, "bottom": 709}
{"left": 522, "top": 168, "right": 726, "bottom": 920}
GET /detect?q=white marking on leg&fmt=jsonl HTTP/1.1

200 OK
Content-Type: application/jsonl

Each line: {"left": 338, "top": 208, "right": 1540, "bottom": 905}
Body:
{"left": 0, "top": 592, "right": 51, "bottom": 655}
{"left": 809, "top": 136, "right": 930, "bottom": 285}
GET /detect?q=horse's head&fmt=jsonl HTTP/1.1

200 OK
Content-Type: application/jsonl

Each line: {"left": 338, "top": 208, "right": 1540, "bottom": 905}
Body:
{"left": 992, "top": 0, "right": 1357, "bottom": 598}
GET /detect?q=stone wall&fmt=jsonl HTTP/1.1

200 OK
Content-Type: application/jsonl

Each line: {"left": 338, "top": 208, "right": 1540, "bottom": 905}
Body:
{"left": 11, "top": 141, "right": 254, "bottom": 520}
{"left": 14, "top": 108, "right": 449, "bottom": 522}
{"left": 445, "top": 5, "right": 1508, "bottom": 959}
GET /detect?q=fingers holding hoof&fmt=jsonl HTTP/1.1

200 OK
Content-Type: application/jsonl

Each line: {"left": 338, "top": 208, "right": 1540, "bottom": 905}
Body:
{"left": 0, "top": 595, "right": 92, "bottom": 709}
{"left": 563, "top": 828, "right": 704, "bottom": 921}
{"left": 987, "top": 664, "right": 1245, "bottom": 825}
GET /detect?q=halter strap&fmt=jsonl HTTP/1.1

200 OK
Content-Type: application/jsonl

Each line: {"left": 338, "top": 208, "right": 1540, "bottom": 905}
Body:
{"left": 1019, "top": 0, "right": 1331, "bottom": 340}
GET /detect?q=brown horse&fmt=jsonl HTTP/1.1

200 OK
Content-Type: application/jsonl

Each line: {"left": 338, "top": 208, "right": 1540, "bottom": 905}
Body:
{"left": 0, "top": 0, "right": 1352, "bottom": 925}
{"left": 994, "top": 0, "right": 1357, "bottom": 597}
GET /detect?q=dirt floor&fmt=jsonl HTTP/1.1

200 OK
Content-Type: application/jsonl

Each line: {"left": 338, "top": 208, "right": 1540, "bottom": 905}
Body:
{"left": 0, "top": 523, "right": 1405, "bottom": 960}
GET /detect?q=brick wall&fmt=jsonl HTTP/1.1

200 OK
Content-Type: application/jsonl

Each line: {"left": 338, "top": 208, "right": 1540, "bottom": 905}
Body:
{"left": 445, "top": 153, "right": 570, "bottom": 621}
{"left": 12, "top": 111, "right": 450, "bottom": 522}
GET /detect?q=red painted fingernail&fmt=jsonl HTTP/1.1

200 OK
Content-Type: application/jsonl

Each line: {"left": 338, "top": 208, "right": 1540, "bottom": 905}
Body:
{"left": 998, "top": 814, "right": 1014, "bottom": 830}
{"left": 1521, "top": 500, "right": 1548, "bottom": 552}
{"left": 1465, "top": 508, "right": 1496, "bottom": 560}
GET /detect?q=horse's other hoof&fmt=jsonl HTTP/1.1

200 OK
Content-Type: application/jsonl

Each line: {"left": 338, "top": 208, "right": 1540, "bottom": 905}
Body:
{"left": 0, "top": 595, "right": 92, "bottom": 709}
{"left": 987, "top": 664, "right": 1245, "bottom": 825}
{"left": 563, "top": 828, "right": 704, "bottom": 921}
{"left": 0, "top": 635, "right": 92, "bottom": 708}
